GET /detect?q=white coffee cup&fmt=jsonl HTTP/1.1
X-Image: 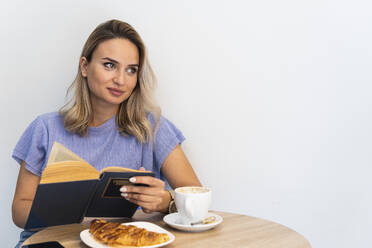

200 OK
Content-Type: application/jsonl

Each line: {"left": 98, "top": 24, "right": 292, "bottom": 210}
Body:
{"left": 174, "top": 186, "right": 211, "bottom": 225}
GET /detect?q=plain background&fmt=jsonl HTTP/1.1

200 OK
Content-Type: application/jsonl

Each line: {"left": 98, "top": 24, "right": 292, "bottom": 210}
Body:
{"left": 1, "top": 0, "right": 371, "bottom": 247}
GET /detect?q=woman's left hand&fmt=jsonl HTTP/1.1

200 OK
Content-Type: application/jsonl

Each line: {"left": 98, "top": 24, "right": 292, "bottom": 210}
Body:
{"left": 120, "top": 169, "right": 170, "bottom": 213}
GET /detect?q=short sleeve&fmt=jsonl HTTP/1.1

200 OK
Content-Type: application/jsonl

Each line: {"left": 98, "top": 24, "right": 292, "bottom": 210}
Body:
{"left": 12, "top": 116, "right": 49, "bottom": 176}
{"left": 153, "top": 116, "right": 185, "bottom": 170}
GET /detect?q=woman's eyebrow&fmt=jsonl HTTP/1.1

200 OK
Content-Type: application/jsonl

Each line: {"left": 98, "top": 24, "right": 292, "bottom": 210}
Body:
{"left": 102, "top": 57, "right": 119, "bottom": 64}
{"left": 128, "top": 64, "right": 139, "bottom": 67}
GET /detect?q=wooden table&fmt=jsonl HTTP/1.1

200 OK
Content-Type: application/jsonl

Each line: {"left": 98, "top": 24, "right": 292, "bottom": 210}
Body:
{"left": 22, "top": 210, "right": 311, "bottom": 248}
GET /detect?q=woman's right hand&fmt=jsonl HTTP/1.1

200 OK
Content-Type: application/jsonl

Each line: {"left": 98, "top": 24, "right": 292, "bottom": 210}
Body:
{"left": 120, "top": 174, "right": 171, "bottom": 214}
{"left": 120, "top": 167, "right": 171, "bottom": 213}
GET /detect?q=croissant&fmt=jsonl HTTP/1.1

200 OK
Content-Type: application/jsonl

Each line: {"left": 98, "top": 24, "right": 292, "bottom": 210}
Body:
{"left": 89, "top": 219, "right": 170, "bottom": 247}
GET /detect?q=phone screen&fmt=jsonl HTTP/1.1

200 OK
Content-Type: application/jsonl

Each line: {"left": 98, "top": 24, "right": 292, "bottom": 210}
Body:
{"left": 22, "top": 241, "right": 64, "bottom": 248}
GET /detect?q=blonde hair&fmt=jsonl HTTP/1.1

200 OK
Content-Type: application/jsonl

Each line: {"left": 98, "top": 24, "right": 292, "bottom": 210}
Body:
{"left": 59, "top": 19, "right": 160, "bottom": 143}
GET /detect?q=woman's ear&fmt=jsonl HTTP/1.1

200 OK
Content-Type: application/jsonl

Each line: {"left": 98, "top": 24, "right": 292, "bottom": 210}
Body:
{"left": 80, "top": 57, "right": 88, "bottom": 77}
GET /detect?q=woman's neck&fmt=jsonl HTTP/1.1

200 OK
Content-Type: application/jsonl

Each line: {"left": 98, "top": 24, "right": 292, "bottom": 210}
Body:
{"left": 90, "top": 105, "right": 118, "bottom": 127}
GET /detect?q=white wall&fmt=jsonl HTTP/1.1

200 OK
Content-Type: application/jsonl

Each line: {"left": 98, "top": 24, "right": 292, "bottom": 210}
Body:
{"left": 1, "top": 0, "right": 371, "bottom": 247}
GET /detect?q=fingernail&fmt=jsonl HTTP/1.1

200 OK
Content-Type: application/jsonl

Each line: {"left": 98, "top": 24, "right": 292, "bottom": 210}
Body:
{"left": 121, "top": 193, "right": 128, "bottom": 197}
{"left": 120, "top": 187, "right": 127, "bottom": 192}
{"left": 129, "top": 177, "right": 136, "bottom": 183}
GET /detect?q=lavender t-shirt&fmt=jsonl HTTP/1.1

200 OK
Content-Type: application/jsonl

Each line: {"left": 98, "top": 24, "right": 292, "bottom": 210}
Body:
{"left": 12, "top": 112, "right": 185, "bottom": 180}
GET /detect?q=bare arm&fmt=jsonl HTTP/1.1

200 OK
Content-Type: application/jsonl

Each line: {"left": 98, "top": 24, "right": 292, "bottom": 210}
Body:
{"left": 122, "top": 144, "right": 201, "bottom": 213}
{"left": 161, "top": 144, "right": 201, "bottom": 189}
{"left": 12, "top": 161, "right": 40, "bottom": 228}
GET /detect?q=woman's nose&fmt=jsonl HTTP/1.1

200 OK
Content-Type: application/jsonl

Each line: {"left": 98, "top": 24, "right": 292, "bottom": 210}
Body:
{"left": 113, "top": 70, "right": 126, "bottom": 86}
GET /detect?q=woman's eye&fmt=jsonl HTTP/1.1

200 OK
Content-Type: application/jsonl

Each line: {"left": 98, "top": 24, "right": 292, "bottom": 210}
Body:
{"left": 126, "top": 67, "right": 138, "bottom": 75}
{"left": 104, "top": 62, "right": 115, "bottom": 69}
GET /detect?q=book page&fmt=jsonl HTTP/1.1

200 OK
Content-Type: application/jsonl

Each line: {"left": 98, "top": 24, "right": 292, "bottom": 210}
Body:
{"left": 99, "top": 166, "right": 152, "bottom": 175}
{"left": 41, "top": 142, "right": 99, "bottom": 183}
{"left": 43, "top": 142, "right": 149, "bottom": 183}
{"left": 47, "top": 142, "right": 86, "bottom": 164}
{"left": 41, "top": 161, "right": 99, "bottom": 183}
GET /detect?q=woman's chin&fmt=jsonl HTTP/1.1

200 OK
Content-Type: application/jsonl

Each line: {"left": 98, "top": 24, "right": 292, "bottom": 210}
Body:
{"left": 104, "top": 95, "right": 128, "bottom": 106}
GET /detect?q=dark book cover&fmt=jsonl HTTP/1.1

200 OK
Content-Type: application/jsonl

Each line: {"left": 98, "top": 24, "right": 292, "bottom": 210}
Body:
{"left": 25, "top": 180, "right": 97, "bottom": 230}
{"left": 25, "top": 171, "right": 154, "bottom": 230}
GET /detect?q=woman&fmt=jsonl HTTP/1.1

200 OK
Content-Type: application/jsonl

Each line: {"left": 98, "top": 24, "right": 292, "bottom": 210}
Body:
{"left": 12, "top": 19, "right": 201, "bottom": 246}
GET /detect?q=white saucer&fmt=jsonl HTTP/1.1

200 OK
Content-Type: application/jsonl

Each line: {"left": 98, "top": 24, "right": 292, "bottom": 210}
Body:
{"left": 163, "top": 212, "right": 223, "bottom": 232}
{"left": 80, "top": 221, "right": 175, "bottom": 248}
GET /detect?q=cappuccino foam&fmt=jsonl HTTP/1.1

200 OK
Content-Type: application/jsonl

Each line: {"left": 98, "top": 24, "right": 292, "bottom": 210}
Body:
{"left": 176, "top": 187, "right": 209, "bottom": 194}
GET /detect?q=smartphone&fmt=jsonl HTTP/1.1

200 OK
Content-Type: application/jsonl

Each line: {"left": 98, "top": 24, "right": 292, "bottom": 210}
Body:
{"left": 22, "top": 241, "right": 64, "bottom": 248}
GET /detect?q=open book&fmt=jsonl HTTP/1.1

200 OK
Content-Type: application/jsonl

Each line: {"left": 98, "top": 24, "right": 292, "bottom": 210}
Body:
{"left": 25, "top": 142, "right": 154, "bottom": 230}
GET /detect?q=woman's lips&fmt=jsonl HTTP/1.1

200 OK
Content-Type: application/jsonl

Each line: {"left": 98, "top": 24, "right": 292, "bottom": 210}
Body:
{"left": 108, "top": 88, "right": 124, "bottom": 97}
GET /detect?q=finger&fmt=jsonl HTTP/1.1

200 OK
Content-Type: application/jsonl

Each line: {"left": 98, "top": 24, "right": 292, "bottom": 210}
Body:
{"left": 142, "top": 208, "right": 153, "bottom": 214}
{"left": 129, "top": 176, "right": 165, "bottom": 188}
{"left": 122, "top": 192, "right": 160, "bottom": 203}
{"left": 120, "top": 185, "right": 162, "bottom": 196}
{"left": 125, "top": 197, "right": 161, "bottom": 211}
{"left": 123, "top": 193, "right": 153, "bottom": 206}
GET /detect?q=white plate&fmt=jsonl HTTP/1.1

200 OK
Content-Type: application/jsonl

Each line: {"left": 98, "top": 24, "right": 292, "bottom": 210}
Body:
{"left": 80, "top": 221, "right": 175, "bottom": 248}
{"left": 163, "top": 212, "right": 223, "bottom": 232}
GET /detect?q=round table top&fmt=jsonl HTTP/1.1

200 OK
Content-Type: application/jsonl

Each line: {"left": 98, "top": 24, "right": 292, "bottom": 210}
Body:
{"left": 22, "top": 210, "right": 311, "bottom": 248}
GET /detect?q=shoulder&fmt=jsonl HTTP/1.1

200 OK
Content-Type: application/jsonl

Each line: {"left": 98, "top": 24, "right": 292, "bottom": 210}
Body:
{"left": 146, "top": 113, "right": 175, "bottom": 131}
{"left": 145, "top": 114, "right": 185, "bottom": 167}
{"left": 36, "top": 112, "right": 62, "bottom": 122}
{"left": 22, "top": 112, "right": 65, "bottom": 137}
{"left": 146, "top": 112, "right": 160, "bottom": 126}
{"left": 12, "top": 113, "right": 62, "bottom": 176}
{"left": 34, "top": 112, "right": 63, "bottom": 128}
{"left": 150, "top": 114, "right": 185, "bottom": 143}
{"left": 146, "top": 112, "right": 173, "bottom": 127}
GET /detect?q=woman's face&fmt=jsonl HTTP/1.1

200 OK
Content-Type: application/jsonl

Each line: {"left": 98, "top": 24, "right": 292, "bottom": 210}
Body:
{"left": 80, "top": 38, "right": 139, "bottom": 112}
